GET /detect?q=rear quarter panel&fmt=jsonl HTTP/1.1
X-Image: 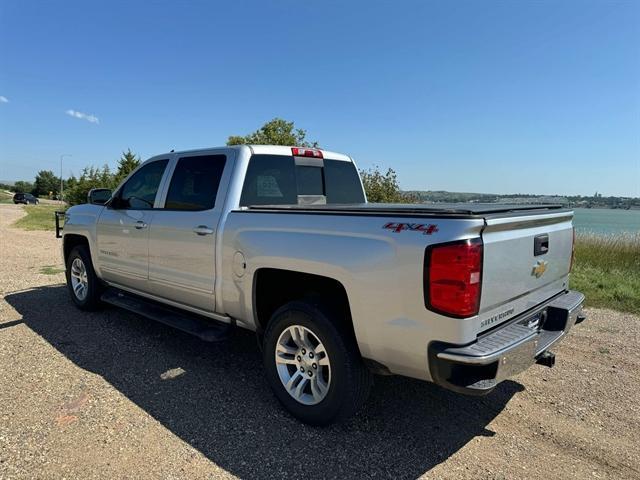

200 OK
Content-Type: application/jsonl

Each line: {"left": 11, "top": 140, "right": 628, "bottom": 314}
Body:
{"left": 221, "top": 211, "right": 484, "bottom": 380}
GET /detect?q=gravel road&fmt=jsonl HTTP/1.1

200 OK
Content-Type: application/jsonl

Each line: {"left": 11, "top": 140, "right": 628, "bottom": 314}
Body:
{"left": 1, "top": 203, "right": 638, "bottom": 479}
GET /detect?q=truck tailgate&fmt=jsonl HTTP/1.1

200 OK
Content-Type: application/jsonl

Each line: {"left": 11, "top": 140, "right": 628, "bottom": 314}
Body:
{"left": 478, "top": 210, "right": 574, "bottom": 332}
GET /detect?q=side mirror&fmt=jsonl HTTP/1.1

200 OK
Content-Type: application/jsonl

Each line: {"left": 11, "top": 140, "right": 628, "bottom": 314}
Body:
{"left": 87, "top": 188, "right": 113, "bottom": 205}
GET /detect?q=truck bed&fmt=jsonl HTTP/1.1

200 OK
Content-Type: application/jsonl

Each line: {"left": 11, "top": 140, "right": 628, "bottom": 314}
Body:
{"left": 233, "top": 201, "right": 575, "bottom": 341}
{"left": 243, "top": 203, "right": 569, "bottom": 219}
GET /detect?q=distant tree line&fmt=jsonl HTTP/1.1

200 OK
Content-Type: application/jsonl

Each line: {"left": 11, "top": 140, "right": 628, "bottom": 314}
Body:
{"left": 407, "top": 190, "right": 640, "bottom": 209}
{"left": 7, "top": 150, "right": 141, "bottom": 205}
{"left": 63, "top": 150, "right": 141, "bottom": 205}
{"left": 5, "top": 170, "right": 61, "bottom": 199}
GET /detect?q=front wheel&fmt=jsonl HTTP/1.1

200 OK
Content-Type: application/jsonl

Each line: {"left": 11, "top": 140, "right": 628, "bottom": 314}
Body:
{"left": 65, "top": 245, "right": 102, "bottom": 310}
{"left": 263, "top": 300, "right": 372, "bottom": 426}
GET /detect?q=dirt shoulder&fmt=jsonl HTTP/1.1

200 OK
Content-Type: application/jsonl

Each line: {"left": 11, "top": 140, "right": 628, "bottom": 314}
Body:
{"left": 0, "top": 203, "right": 638, "bottom": 479}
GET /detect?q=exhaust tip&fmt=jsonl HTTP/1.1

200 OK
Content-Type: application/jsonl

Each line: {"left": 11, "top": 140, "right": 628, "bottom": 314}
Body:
{"left": 536, "top": 351, "right": 556, "bottom": 368}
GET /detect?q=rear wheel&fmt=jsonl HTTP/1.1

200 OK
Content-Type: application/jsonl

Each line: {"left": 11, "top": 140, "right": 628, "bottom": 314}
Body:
{"left": 65, "top": 245, "right": 102, "bottom": 310}
{"left": 263, "top": 300, "right": 372, "bottom": 425}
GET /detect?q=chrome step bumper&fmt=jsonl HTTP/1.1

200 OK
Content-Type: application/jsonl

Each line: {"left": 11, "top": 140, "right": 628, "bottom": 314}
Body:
{"left": 428, "top": 290, "right": 585, "bottom": 395}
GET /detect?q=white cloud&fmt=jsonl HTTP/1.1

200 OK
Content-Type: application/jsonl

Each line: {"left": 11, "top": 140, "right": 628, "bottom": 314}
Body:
{"left": 65, "top": 109, "right": 99, "bottom": 124}
{"left": 0, "top": 96, "right": 8, "bottom": 103}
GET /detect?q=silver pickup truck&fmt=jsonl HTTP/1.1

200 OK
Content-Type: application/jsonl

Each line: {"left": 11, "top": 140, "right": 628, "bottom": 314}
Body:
{"left": 59, "top": 145, "right": 585, "bottom": 425}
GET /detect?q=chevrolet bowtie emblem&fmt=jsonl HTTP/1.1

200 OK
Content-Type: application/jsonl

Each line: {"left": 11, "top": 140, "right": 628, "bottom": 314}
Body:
{"left": 532, "top": 260, "right": 548, "bottom": 278}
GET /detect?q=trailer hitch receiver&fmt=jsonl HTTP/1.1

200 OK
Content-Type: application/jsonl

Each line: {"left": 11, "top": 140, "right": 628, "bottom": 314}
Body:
{"left": 536, "top": 350, "right": 556, "bottom": 368}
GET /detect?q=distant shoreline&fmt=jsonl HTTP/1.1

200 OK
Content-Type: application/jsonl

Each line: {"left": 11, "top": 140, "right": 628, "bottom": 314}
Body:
{"left": 572, "top": 206, "right": 640, "bottom": 211}
{"left": 573, "top": 208, "right": 640, "bottom": 237}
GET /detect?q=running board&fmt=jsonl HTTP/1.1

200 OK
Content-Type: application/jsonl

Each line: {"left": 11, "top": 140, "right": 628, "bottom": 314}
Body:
{"left": 100, "top": 288, "right": 231, "bottom": 342}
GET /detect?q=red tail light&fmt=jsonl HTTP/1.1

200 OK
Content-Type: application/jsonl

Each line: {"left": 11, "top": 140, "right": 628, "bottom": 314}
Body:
{"left": 425, "top": 238, "right": 483, "bottom": 318}
{"left": 291, "top": 147, "right": 323, "bottom": 158}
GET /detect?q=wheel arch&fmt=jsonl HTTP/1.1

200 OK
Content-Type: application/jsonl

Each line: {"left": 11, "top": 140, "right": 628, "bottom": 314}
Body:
{"left": 252, "top": 268, "right": 358, "bottom": 343}
{"left": 63, "top": 234, "right": 91, "bottom": 263}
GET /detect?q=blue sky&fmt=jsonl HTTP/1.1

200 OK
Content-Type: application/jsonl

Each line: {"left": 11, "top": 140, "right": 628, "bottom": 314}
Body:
{"left": 1, "top": 0, "right": 638, "bottom": 196}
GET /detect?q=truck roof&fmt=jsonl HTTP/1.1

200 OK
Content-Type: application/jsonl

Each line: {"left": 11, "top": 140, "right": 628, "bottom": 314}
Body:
{"left": 248, "top": 145, "right": 352, "bottom": 162}
{"left": 153, "top": 145, "right": 352, "bottom": 162}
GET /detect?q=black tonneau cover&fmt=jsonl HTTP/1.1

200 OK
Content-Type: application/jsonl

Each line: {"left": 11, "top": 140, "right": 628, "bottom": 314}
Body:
{"left": 244, "top": 203, "right": 569, "bottom": 219}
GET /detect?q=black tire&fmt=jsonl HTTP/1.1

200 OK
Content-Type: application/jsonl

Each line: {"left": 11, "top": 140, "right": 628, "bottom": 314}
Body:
{"left": 65, "top": 245, "right": 102, "bottom": 310}
{"left": 263, "top": 300, "right": 372, "bottom": 426}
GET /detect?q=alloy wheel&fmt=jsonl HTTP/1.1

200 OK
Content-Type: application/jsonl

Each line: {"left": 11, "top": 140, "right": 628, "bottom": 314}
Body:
{"left": 274, "top": 325, "right": 331, "bottom": 405}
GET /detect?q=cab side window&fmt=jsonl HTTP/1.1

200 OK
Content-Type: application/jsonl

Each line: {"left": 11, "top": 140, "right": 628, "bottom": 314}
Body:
{"left": 164, "top": 155, "right": 227, "bottom": 210}
{"left": 116, "top": 159, "right": 168, "bottom": 209}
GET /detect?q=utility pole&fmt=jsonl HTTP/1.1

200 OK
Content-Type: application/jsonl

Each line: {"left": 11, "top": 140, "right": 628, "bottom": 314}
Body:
{"left": 60, "top": 154, "right": 72, "bottom": 203}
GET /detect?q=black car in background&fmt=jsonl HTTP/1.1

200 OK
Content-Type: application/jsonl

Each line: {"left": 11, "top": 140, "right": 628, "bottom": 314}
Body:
{"left": 13, "top": 193, "right": 39, "bottom": 205}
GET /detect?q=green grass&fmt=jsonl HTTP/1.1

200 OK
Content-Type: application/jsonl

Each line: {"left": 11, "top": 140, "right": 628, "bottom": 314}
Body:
{"left": 12, "top": 205, "right": 63, "bottom": 231}
{"left": 570, "top": 233, "right": 640, "bottom": 315}
{"left": 40, "top": 265, "right": 65, "bottom": 275}
{"left": 0, "top": 191, "right": 14, "bottom": 204}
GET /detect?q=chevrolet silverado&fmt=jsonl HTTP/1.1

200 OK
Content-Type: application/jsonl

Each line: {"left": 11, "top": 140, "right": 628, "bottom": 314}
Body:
{"left": 58, "top": 145, "right": 585, "bottom": 425}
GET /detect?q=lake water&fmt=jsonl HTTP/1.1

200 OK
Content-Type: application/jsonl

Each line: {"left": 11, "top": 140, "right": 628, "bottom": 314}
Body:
{"left": 572, "top": 208, "right": 640, "bottom": 235}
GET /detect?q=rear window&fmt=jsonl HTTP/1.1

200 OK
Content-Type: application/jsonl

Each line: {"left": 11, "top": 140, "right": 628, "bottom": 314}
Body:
{"left": 240, "top": 155, "right": 364, "bottom": 206}
{"left": 296, "top": 165, "right": 324, "bottom": 196}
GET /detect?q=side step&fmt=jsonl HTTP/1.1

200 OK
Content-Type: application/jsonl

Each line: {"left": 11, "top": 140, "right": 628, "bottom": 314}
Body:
{"left": 101, "top": 288, "right": 231, "bottom": 342}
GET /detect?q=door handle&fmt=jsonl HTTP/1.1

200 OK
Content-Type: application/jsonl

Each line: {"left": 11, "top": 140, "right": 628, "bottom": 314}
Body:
{"left": 134, "top": 221, "right": 148, "bottom": 230}
{"left": 193, "top": 225, "right": 214, "bottom": 236}
{"left": 534, "top": 233, "right": 549, "bottom": 256}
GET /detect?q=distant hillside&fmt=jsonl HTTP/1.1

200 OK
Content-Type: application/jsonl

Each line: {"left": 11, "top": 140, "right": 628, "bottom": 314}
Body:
{"left": 405, "top": 190, "right": 496, "bottom": 203}
{"left": 404, "top": 190, "right": 568, "bottom": 204}
{"left": 404, "top": 190, "right": 640, "bottom": 209}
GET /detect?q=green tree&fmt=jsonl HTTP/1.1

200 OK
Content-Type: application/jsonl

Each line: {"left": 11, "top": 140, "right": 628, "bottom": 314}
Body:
{"left": 63, "top": 150, "right": 141, "bottom": 205}
{"left": 33, "top": 170, "right": 60, "bottom": 197}
{"left": 359, "top": 166, "right": 414, "bottom": 203}
{"left": 65, "top": 165, "right": 116, "bottom": 205}
{"left": 227, "top": 118, "right": 318, "bottom": 147}
{"left": 12, "top": 181, "right": 34, "bottom": 194}
{"left": 115, "top": 149, "right": 141, "bottom": 184}
{"left": 65, "top": 175, "right": 78, "bottom": 191}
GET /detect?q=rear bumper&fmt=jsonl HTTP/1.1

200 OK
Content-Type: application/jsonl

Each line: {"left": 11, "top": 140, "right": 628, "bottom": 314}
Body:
{"left": 428, "top": 290, "right": 585, "bottom": 395}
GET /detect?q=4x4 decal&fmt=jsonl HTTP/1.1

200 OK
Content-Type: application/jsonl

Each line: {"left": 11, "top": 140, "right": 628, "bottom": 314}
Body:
{"left": 383, "top": 222, "right": 439, "bottom": 235}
